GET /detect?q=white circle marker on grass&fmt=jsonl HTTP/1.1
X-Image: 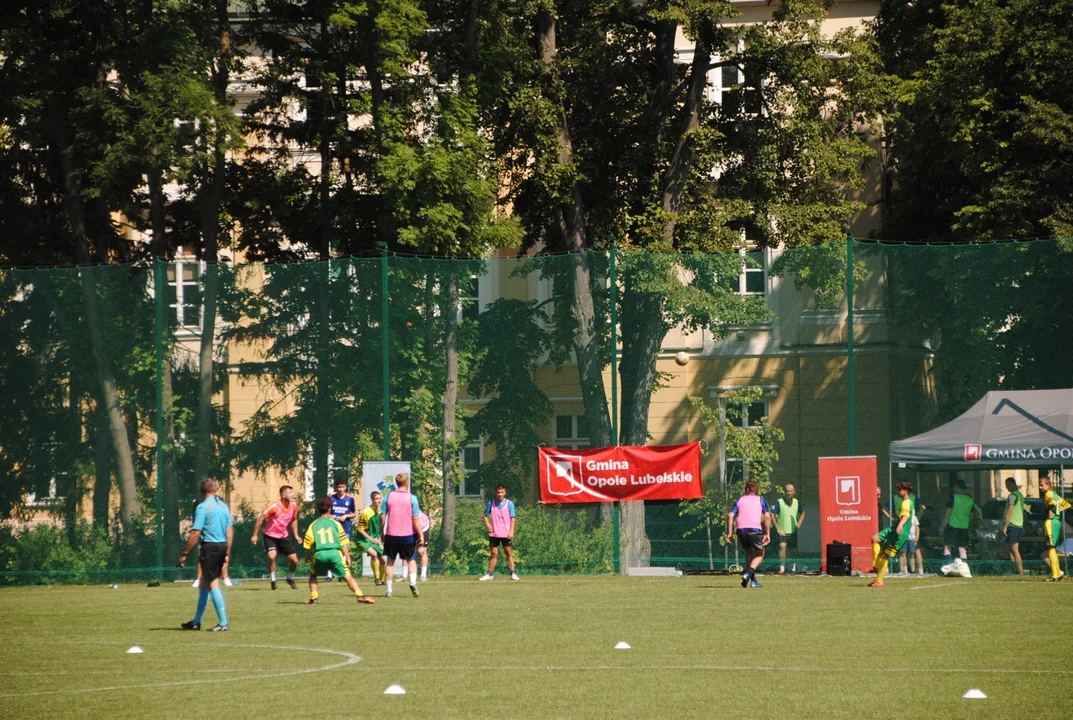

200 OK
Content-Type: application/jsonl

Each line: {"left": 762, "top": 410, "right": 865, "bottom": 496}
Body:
{"left": 614, "top": 642, "right": 631, "bottom": 650}
{"left": 125, "top": 646, "right": 144, "bottom": 654}
{"left": 384, "top": 684, "right": 406, "bottom": 695}
{"left": 962, "top": 688, "right": 987, "bottom": 699}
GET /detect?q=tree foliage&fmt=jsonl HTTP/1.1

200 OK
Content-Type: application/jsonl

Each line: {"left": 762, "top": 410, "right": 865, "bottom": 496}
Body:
{"left": 877, "top": 0, "right": 1073, "bottom": 418}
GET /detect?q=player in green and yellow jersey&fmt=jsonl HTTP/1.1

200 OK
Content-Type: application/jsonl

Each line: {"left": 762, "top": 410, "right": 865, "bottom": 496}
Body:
{"left": 303, "top": 498, "right": 375, "bottom": 605}
{"left": 356, "top": 491, "right": 387, "bottom": 586}
{"left": 1040, "top": 471, "right": 1071, "bottom": 582}
{"left": 868, "top": 481, "right": 914, "bottom": 588}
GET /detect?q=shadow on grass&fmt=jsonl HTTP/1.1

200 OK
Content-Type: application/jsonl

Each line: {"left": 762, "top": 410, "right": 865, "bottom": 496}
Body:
{"left": 697, "top": 586, "right": 745, "bottom": 590}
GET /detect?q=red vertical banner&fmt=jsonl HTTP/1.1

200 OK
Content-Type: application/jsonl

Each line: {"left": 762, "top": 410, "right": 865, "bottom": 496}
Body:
{"left": 818, "top": 456, "right": 878, "bottom": 573}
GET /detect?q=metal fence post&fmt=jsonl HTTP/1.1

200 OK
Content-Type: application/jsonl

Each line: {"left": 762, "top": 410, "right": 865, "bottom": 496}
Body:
{"left": 609, "top": 244, "right": 621, "bottom": 575}
{"left": 378, "top": 242, "right": 390, "bottom": 460}
{"left": 846, "top": 230, "right": 856, "bottom": 455}
{"left": 153, "top": 257, "right": 165, "bottom": 578}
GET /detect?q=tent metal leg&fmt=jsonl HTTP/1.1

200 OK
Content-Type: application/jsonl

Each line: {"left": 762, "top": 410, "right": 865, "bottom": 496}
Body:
{"left": 888, "top": 463, "right": 894, "bottom": 527}
{"left": 1062, "top": 465, "right": 1068, "bottom": 578}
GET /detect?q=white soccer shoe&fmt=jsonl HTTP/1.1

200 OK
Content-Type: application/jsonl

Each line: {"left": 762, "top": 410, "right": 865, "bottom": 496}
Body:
{"left": 479, "top": 574, "right": 494, "bottom": 581}
{"left": 511, "top": 573, "right": 520, "bottom": 581}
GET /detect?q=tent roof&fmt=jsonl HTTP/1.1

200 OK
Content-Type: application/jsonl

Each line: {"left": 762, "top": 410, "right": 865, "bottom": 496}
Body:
{"left": 889, "top": 389, "right": 1073, "bottom": 469}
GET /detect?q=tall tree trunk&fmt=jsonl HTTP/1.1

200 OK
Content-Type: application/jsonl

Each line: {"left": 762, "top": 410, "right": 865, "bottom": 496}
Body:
{"left": 161, "top": 360, "right": 181, "bottom": 559}
{"left": 309, "top": 11, "right": 334, "bottom": 501}
{"left": 193, "top": 0, "right": 232, "bottom": 494}
{"left": 93, "top": 393, "right": 112, "bottom": 527}
{"left": 616, "top": 284, "right": 669, "bottom": 567}
{"left": 536, "top": 10, "right": 612, "bottom": 449}
{"left": 64, "top": 370, "right": 84, "bottom": 547}
{"left": 148, "top": 160, "right": 181, "bottom": 557}
{"left": 536, "top": 9, "right": 615, "bottom": 526}
{"left": 55, "top": 117, "right": 140, "bottom": 530}
{"left": 440, "top": 272, "right": 460, "bottom": 554}
{"left": 148, "top": 160, "right": 185, "bottom": 557}
{"left": 312, "top": 260, "right": 332, "bottom": 501}
{"left": 661, "top": 21, "right": 711, "bottom": 244}
{"left": 606, "top": 19, "right": 714, "bottom": 566}
{"left": 649, "top": 20, "right": 678, "bottom": 189}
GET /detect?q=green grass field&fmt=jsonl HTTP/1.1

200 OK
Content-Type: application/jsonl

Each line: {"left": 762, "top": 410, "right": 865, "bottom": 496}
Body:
{"left": 0, "top": 574, "right": 1070, "bottom": 719}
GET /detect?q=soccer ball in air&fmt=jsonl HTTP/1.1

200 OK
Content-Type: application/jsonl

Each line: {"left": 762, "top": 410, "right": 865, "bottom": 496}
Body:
{"left": 674, "top": 352, "right": 690, "bottom": 366}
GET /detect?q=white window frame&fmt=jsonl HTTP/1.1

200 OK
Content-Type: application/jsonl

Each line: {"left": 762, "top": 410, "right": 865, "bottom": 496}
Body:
{"left": 458, "top": 441, "right": 484, "bottom": 498}
{"left": 554, "top": 414, "right": 589, "bottom": 450}
{"left": 736, "top": 247, "right": 766, "bottom": 297}
{"left": 26, "top": 477, "right": 61, "bottom": 508}
{"left": 459, "top": 274, "right": 481, "bottom": 323}
{"left": 704, "top": 35, "right": 765, "bottom": 117}
{"left": 720, "top": 398, "right": 768, "bottom": 486}
{"left": 168, "top": 256, "right": 204, "bottom": 333}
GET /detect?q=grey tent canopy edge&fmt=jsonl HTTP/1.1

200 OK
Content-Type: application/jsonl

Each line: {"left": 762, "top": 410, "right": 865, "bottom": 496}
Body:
{"left": 888, "top": 389, "right": 1073, "bottom": 470}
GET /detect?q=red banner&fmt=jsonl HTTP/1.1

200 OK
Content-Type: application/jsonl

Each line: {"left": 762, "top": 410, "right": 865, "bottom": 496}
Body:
{"left": 539, "top": 443, "right": 703, "bottom": 503}
{"left": 818, "top": 456, "right": 879, "bottom": 573}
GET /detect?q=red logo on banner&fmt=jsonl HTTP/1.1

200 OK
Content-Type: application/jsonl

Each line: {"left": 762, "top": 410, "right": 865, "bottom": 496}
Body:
{"left": 544, "top": 453, "right": 587, "bottom": 498}
{"left": 818, "top": 457, "right": 878, "bottom": 573}
{"left": 964, "top": 444, "right": 982, "bottom": 461}
{"left": 539, "top": 443, "right": 702, "bottom": 503}
{"left": 835, "top": 476, "right": 860, "bottom": 506}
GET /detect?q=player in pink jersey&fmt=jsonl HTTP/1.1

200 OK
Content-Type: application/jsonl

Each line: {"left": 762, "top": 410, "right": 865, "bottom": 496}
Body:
{"left": 481, "top": 485, "right": 518, "bottom": 581}
{"left": 381, "top": 473, "right": 422, "bottom": 598}
{"left": 250, "top": 485, "right": 301, "bottom": 590}
{"left": 726, "top": 480, "right": 771, "bottom": 588}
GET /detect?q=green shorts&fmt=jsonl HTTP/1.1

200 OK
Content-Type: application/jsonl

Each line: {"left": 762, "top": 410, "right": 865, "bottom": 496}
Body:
{"left": 1045, "top": 518, "right": 1060, "bottom": 548}
{"left": 356, "top": 538, "right": 382, "bottom": 554}
{"left": 312, "top": 550, "right": 349, "bottom": 577}
{"left": 878, "top": 526, "right": 910, "bottom": 556}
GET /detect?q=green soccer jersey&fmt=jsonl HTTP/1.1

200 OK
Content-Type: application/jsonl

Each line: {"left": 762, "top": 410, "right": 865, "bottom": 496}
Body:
{"left": 1007, "top": 490, "right": 1025, "bottom": 528}
{"left": 948, "top": 492, "right": 975, "bottom": 529}
{"left": 303, "top": 517, "right": 348, "bottom": 553}
{"left": 897, "top": 496, "right": 914, "bottom": 539}
{"left": 357, "top": 506, "right": 382, "bottom": 540}
{"left": 774, "top": 498, "right": 799, "bottom": 535}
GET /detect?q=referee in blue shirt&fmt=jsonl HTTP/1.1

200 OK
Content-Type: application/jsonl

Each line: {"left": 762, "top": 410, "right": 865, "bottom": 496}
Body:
{"left": 177, "top": 478, "right": 233, "bottom": 632}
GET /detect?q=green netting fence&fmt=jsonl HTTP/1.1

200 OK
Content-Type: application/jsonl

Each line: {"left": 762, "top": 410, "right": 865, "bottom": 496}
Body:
{"left": 1, "top": 239, "right": 1070, "bottom": 585}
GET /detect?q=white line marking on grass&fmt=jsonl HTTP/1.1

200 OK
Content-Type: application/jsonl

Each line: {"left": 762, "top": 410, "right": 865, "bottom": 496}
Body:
{"left": 909, "top": 582, "right": 971, "bottom": 590}
{"left": 367, "top": 664, "right": 1073, "bottom": 676}
{"left": 0, "top": 643, "right": 360, "bottom": 699}
{"left": 0, "top": 668, "right": 256, "bottom": 677}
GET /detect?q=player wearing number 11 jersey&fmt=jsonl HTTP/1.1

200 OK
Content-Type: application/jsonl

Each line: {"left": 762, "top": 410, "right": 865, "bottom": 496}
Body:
{"left": 303, "top": 498, "right": 375, "bottom": 605}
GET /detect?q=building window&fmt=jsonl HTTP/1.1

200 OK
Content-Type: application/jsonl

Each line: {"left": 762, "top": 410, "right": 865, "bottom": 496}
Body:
{"left": 27, "top": 477, "right": 62, "bottom": 507}
{"left": 721, "top": 65, "right": 763, "bottom": 116}
{"left": 167, "top": 259, "right": 202, "bottom": 330}
{"left": 27, "top": 441, "right": 67, "bottom": 507}
{"left": 460, "top": 275, "right": 481, "bottom": 323}
{"left": 458, "top": 443, "right": 483, "bottom": 497}
{"left": 555, "top": 414, "right": 589, "bottom": 449}
{"left": 723, "top": 399, "right": 767, "bottom": 484}
{"left": 738, "top": 250, "right": 765, "bottom": 296}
